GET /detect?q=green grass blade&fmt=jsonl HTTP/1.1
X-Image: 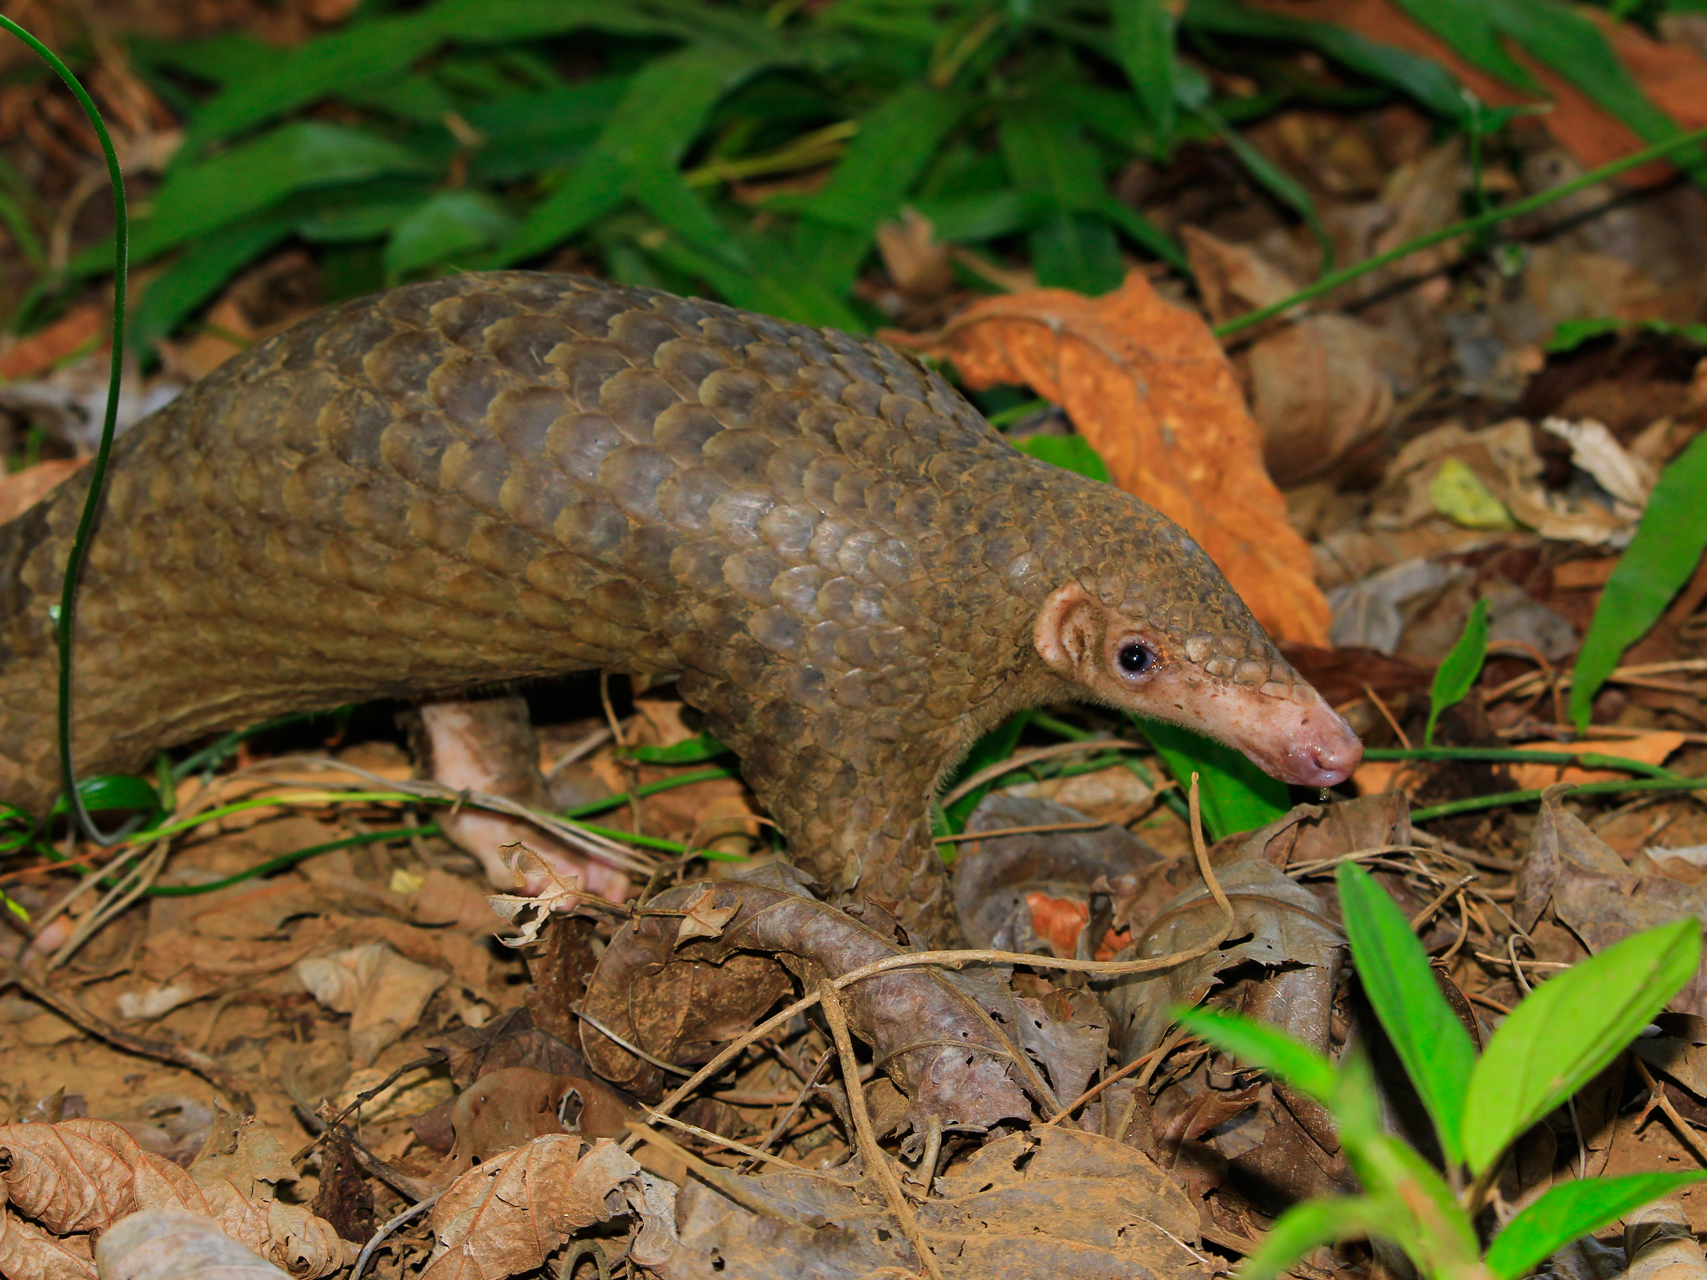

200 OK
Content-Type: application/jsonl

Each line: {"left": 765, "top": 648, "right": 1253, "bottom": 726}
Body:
{"left": 1111, "top": 0, "right": 1178, "bottom": 145}
{"left": 1425, "top": 597, "right": 1488, "bottom": 746}
{"left": 1484, "top": 1172, "right": 1707, "bottom": 1279}
{"left": 1176, "top": 1007, "right": 1339, "bottom": 1101}
{"left": 1336, "top": 862, "right": 1476, "bottom": 1167}
{"left": 1028, "top": 210, "right": 1126, "bottom": 295}
{"left": 1133, "top": 716, "right": 1289, "bottom": 840}
{"left": 1570, "top": 431, "right": 1707, "bottom": 730}
{"left": 1389, "top": 0, "right": 1539, "bottom": 91}
{"left": 1464, "top": 918, "right": 1702, "bottom": 1176}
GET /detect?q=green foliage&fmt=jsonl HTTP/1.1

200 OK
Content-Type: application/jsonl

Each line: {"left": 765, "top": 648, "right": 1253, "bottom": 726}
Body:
{"left": 27, "top": 0, "right": 1570, "bottom": 338}
{"left": 1133, "top": 716, "right": 1290, "bottom": 840}
{"left": 1424, "top": 598, "right": 1489, "bottom": 746}
{"left": 1570, "top": 432, "right": 1707, "bottom": 730}
{"left": 1178, "top": 863, "right": 1705, "bottom": 1280}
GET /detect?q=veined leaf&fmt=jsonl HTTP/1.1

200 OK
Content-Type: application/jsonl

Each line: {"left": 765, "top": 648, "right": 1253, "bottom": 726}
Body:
{"left": 1463, "top": 917, "right": 1701, "bottom": 1176}
{"left": 1337, "top": 862, "right": 1476, "bottom": 1167}
{"left": 1485, "top": 1172, "right": 1707, "bottom": 1279}
{"left": 1133, "top": 716, "right": 1289, "bottom": 840}
{"left": 1425, "top": 597, "right": 1488, "bottom": 746}
{"left": 1570, "top": 430, "right": 1707, "bottom": 730}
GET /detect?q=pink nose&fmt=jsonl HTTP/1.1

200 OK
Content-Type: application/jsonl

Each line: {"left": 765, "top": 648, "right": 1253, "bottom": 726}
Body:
{"left": 1303, "top": 717, "right": 1364, "bottom": 787}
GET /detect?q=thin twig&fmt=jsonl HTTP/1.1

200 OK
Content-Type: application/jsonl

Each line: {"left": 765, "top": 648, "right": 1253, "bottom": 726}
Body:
{"left": 938, "top": 738, "right": 1142, "bottom": 807}
{"left": 351, "top": 1190, "right": 444, "bottom": 1280}
{"left": 820, "top": 979, "right": 943, "bottom": 1280}
{"left": 1634, "top": 1059, "right": 1707, "bottom": 1169}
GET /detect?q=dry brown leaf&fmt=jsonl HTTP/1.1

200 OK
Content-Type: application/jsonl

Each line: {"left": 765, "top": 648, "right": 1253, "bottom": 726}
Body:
{"left": 424, "top": 1135, "right": 671, "bottom": 1280}
{"left": 886, "top": 272, "right": 1330, "bottom": 644}
{"left": 96, "top": 1209, "right": 289, "bottom": 1280}
{"left": 0, "top": 458, "right": 86, "bottom": 525}
{"left": 1184, "top": 226, "right": 1394, "bottom": 488}
{"left": 0, "top": 1119, "right": 348, "bottom": 1279}
{"left": 1262, "top": 0, "right": 1707, "bottom": 186}
{"left": 0, "top": 304, "right": 104, "bottom": 382}
{"left": 295, "top": 942, "right": 448, "bottom": 1067}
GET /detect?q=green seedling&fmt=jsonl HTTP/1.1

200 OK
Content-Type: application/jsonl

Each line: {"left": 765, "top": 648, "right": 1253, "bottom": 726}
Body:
{"left": 1179, "top": 862, "right": 1704, "bottom": 1279}
{"left": 1426, "top": 599, "right": 1489, "bottom": 746}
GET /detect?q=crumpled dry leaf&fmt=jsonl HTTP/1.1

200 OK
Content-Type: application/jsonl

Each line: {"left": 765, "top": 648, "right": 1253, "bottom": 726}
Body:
{"left": 295, "top": 942, "right": 447, "bottom": 1067}
{"left": 885, "top": 272, "right": 1330, "bottom": 644}
{"left": 443, "top": 1066, "right": 635, "bottom": 1174}
{"left": 1105, "top": 803, "right": 1362, "bottom": 1062}
{"left": 488, "top": 845, "right": 583, "bottom": 946}
{"left": 662, "top": 1126, "right": 1206, "bottom": 1279}
{"left": 1263, "top": 0, "right": 1707, "bottom": 185}
{"left": 1515, "top": 788, "right": 1707, "bottom": 1015}
{"left": 0, "top": 1119, "right": 349, "bottom": 1280}
{"left": 1184, "top": 226, "right": 1394, "bottom": 488}
{"left": 425, "top": 1135, "right": 675, "bottom": 1279}
{"left": 580, "top": 868, "right": 1053, "bottom": 1136}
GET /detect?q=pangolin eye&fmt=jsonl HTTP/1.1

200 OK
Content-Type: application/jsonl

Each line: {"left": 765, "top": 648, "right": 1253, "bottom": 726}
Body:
{"left": 1118, "top": 642, "right": 1155, "bottom": 676}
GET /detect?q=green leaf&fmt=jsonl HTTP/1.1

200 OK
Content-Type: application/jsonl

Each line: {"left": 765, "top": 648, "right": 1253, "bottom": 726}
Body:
{"left": 384, "top": 190, "right": 517, "bottom": 282}
{"left": 1430, "top": 456, "right": 1514, "bottom": 530}
{"left": 116, "top": 122, "right": 435, "bottom": 270}
{"left": 1336, "top": 862, "right": 1476, "bottom": 1167}
{"left": 1463, "top": 917, "right": 1702, "bottom": 1176}
{"left": 942, "top": 711, "right": 1033, "bottom": 829}
{"left": 1014, "top": 435, "right": 1111, "bottom": 484}
{"left": 1132, "top": 716, "right": 1289, "bottom": 841}
{"left": 495, "top": 42, "right": 783, "bottom": 267}
{"left": 1570, "top": 431, "right": 1707, "bottom": 730}
{"left": 1175, "top": 1007, "right": 1339, "bottom": 1102}
{"left": 1485, "top": 1172, "right": 1707, "bottom": 1279}
{"left": 1389, "top": 0, "right": 1539, "bottom": 91}
{"left": 1425, "top": 597, "right": 1489, "bottom": 746}
{"left": 50, "top": 775, "right": 163, "bottom": 819}
{"left": 1490, "top": 0, "right": 1698, "bottom": 165}
{"left": 1236, "top": 1196, "right": 1386, "bottom": 1280}
{"left": 132, "top": 215, "right": 296, "bottom": 347}
{"left": 1111, "top": 0, "right": 1178, "bottom": 146}
{"left": 1029, "top": 211, "right": 1126, "bottom": 296}
{"left": 998, "top": 109, "right": 1131, "bottom": 292}
{"left": 1180, "top": 0, "right": 1469, "bottom": 121}
{"left": 624, "top": 733, "right": 733, "bottom": 766}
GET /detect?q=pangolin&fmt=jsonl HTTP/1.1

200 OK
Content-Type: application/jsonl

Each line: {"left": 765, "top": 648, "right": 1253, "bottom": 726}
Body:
{"left": 0, "top": 273, "right": 1361, "bottom": 944}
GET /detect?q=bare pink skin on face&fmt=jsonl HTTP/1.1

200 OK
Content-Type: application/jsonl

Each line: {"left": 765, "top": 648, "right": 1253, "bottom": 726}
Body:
{"left": 1033, "top": 582, "right": 1363, "bottom": 789}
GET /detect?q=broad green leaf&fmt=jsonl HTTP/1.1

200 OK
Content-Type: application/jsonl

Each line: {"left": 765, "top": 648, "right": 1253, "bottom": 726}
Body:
{"left": 999, "top": 108, "right": 1108, "bottom": 215}
{"left": 116, "top": 123, "right": 435, "bottom": 270}
{"left": 1014, "top": 435, "right": 1111, "bottom": 484}
{"left": 1133, "top": 716, "right": 1289, "bottom": 841}
{"left": 913, "top": 190, "right": 1031, "bottom": 243}
{"left": 129, "top": 32, "right": 277, "bottom": 87}
{"left": 1570, "top": 431, "right": 1707, "bottom": 730}
{"left": 1175, "top": 1007, "right": 1339, "bottom": 1102}
{"left": 132, "top": 215, "right": 295, "bottom": 347}
{"left": 1237, "top": 1196, "right": 1385, "bottom": 1280}
{"left": 466, "top": 76, "right": 629, "bottom": 184}
{"left": 1430, "top": 456, "right": 1514, "bottom": 530}
{"left": 49, "top": 775, "right": 164, "bottom": 819}
{"left": 1485, "top": 1172, "right": 1707, "bottom": 1279}
{"left": 385, "top": 190, "right": 517, "bottom": 282}
{"left": 1336, "top": 862, "right": 1476, "bottom": 1167}
{"left": 1389, "top": 0, "right": 1539, "bottom": 91}
{"left": 1425, "top": 598, "right": 1489, "bottom": 746}
{"left": 1181, "top": 0, "right": 1468, "bottom": 121}
{"left": 1349, "top": 1133, "right": 1482, "bottom": 1276}
{"left": 1463, "top": 917, "right": 1702, "bottom": 1175}
{"left": 1112, "top": 0, "right": 1178, "bottom": 146}
{"left": 294, "top": 180, "right": 438, "bottom": 243}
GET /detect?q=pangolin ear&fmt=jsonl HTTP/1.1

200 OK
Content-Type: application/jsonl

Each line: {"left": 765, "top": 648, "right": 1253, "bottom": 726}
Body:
{"left": 1034, "top": 582, "right": 1101, "bottom": 676}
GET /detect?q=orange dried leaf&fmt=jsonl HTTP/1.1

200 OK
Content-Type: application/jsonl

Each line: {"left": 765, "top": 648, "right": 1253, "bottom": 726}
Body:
{"left": 888, "top": 273, "right": 1330, "bottom": 644}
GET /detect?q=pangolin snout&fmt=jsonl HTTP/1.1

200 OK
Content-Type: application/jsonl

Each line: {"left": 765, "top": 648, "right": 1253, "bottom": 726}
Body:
{"left": 1284, "top": 711, "right": 1364, "bottom": 788}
